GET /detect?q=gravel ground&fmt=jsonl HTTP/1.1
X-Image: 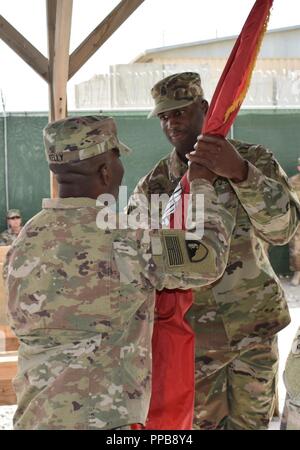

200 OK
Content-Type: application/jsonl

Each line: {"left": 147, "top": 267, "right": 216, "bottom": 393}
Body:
{"left": 0, "top": 276, "right": 299, "bottom": 430}
{"left": 0, "top": 405, "right": 16, "bottom": 430}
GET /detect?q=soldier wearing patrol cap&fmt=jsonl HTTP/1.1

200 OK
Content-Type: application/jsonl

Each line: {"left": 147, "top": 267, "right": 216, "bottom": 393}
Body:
{"left": 3, "top": 115, "right": 236, "bottom": 430}
{"left": 128, "top": 72, "right": 300, "bottom": 429}
{"left": 280, "top": 325, "right": 300, "bottom": 430}
{"left": 0, "top": 209, "right": 23, "bottom": 246}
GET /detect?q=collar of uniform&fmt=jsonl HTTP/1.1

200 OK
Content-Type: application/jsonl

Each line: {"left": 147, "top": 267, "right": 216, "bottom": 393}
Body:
{"left": 168, "top": 148, "right": 188, "bottom": 180}
{"left": 42, "top": 197, "right": 97, "bottom": 209}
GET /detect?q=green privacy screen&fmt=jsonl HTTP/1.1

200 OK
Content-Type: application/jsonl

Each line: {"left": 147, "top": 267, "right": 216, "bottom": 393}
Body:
{"left": 0, "top": 109, "right": 299, "bottom": 274}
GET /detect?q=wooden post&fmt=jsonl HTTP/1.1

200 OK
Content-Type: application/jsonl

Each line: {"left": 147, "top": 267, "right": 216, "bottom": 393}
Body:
{"left": 47, "top": 0, "right": 58, "bottom": 198}
{"left": 47, "top": 0, "right": 57, "bottom": 123}
{"left": 47, "top": 0, "right": 73, "bottom": 198}
{"left": 52, "top": 0, "right": 73, "bottom": 120}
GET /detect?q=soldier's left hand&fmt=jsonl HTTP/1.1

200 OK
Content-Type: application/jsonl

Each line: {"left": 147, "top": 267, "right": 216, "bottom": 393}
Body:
{"left": 186, "top": 134, "right": 248, "bottom": 183}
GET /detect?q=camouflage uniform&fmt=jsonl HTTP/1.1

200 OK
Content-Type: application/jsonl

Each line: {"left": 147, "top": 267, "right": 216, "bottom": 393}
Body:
{"left": 129, "top": 142, "right": 300, "bottom": 430}
{"left": 288, "top": 173, "right": 300, "bottom": 272}
{"left": 0, "top": 209, "right": 22, "bottom": 246}
{"left": 280, "top": 326, "right": 300, "bottom": 430}
{"left": 0, "top": 229, "right": 18, "bottom": 246}
{"left": 3, "top": 115, "right": 235, "bottom": 430}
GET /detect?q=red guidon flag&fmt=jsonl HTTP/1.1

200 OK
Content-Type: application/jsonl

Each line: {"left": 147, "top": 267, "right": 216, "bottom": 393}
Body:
{"left": 142, "top": 0, "right": 274, "bottom": 430}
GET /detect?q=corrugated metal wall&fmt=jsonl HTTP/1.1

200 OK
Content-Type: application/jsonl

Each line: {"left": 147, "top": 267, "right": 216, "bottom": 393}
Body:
{"left": 0, "top": 109, "right": 299, "bottom": 274}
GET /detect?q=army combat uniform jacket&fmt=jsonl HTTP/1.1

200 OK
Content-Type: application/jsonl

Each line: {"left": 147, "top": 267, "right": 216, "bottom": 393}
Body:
{"left": 0, "top": 228, "right": 20, "bottom": 246}
{"left": 288, "top": 173, "right": 300, "bottom": 271}
{"left": 4, "top": 180, "right": 235, "bottom": 430}
{"left": 129, "top": 140, "right": 300, "bottom": 350}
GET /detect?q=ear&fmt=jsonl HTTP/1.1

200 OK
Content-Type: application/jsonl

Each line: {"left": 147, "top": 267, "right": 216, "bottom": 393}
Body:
{"left": 98, "top": 162, "right": 111, "bottom": 186}
{"left": 201, "top": 99, "right": 209, "bottom": 115}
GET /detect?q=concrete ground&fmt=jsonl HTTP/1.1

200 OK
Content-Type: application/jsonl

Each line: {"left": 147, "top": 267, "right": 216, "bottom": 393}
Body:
{"left": 0, "top": 275, "right": 299, "bottom": 430}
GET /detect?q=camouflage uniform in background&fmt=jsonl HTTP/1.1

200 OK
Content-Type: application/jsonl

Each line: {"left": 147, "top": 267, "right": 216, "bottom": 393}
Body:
{"left": 0, "top": 229, "right": 18, "bottom": 246}
{"left": 3, "top": 115, "right": 235, "bottom": 430}
{"left": 280, "top": 326, "right": 300, "bottom": 430}
{"left": 288, "top": 173, "right": 300, "bottom": 273}
{"left": 0, "top": 209, "right": 22, "bottom": 246}
{"left": 129, "top": 140, "right": 300, "bottom": 430}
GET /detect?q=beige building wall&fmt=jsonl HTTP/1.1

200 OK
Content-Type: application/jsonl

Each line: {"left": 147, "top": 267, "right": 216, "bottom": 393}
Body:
{"left": 75, "top": 26, "right": 300, "bottom": 109}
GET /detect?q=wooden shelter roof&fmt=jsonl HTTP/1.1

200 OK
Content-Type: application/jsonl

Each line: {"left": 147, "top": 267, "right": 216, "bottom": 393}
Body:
{"left": 0, "top": 0, "right": 145, "bottom": 196}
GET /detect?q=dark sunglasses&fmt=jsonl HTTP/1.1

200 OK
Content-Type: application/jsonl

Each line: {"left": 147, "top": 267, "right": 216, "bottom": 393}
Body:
{"left": 8, "top": 216, "right": 21, "bottom": 220}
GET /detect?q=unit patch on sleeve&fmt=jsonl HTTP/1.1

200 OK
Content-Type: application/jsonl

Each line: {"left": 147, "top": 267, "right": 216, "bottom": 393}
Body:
{"left": 186, "top": 240, "right": 208, "bottom": 263}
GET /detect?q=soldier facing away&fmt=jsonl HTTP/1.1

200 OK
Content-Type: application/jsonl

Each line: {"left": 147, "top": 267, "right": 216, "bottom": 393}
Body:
{"left": 128, "top": 72, "right": 300, "bottom": 429}
{"left": 3, "top": 115, "right": 235, "bottom": 430}
{"left": 0, "top": 209, "right": 23, "bottom": 246}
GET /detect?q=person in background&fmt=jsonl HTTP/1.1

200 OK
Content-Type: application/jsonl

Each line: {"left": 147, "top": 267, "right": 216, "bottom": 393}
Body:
{"left": 280, "top": 326, "right": 300, "bottom": 430}
{"left": 0, "top": 209, "right": 23, "bottom": 246}
{"left": 288, "top": 159, "right": 300, "bottom": 285}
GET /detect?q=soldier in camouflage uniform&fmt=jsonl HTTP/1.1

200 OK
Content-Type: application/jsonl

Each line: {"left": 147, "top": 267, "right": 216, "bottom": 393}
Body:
{"left": 288, "top": 161, "right": 300, "bottom": 285}
{"left": 3, "top": 115, "right": 236, "bottom": 430}
{"left": 0, "top": 209, "right": 22, "bottom": 246}
{"left": 128, "top": 72, "right": 300, "bottom": 429}
{"left": 280, "top": 326, "right": 300, "bottom": 430}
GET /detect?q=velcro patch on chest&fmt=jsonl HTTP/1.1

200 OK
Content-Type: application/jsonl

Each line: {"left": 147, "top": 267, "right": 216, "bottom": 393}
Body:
{"left": 164, "top": 235, "right": 184, "bottom": 267}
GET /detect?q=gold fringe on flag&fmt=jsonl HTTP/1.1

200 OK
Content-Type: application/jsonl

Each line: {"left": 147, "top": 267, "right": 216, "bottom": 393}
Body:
{"left": 224, "top": 7, "right": 272, "bottom": 123}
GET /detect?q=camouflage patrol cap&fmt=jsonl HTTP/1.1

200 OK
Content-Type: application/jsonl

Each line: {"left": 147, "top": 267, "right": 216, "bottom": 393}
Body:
{"left": 148, "top": 72, "right": 204, "bottom": 118}
{"left": 7, "top": 209, "right": 21, "bottom": 219}
{"left": 43, "top": 115, "right": 132, "bottom": 164}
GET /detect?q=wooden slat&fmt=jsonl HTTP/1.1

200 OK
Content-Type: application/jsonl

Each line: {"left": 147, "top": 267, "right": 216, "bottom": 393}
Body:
{"left": 0, "top": 248, "right": 17, "bottom": 405}
{"left": 0, "top": 245, "right": 10, "bottom": 325}
{"left": 0, "top": 15, "right": 49, "bottom": 82}
{"left": 68, "top": 0, "right": 144, "bottom": 79}
{"left": 0, "top": 326, "right": 19, "bottom": 352}
{"left": 0, "top": 352, "right": 17, "bottom": 405}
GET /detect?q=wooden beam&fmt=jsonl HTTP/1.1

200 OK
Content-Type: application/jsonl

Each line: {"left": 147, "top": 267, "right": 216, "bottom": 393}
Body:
{"left": 46, "top": 0, "right": 59, "bottom": 198}
{"left": 48, "top": 0, "right": 73, "bottom": 198}
{"left": 0, "top": 246, "right": 10, "bottom": 326}
{"left": 0, "top": 15, "right": 49, "bottom": 82}
{"left": 46, "top": 0, "right": 57, "bottom": 122}
{"left": 0, "top": 326, "right": 19, "bottom": 352}
{"left": 0, "top": 352, "right": 17, "bottom": 405}
{"left": 68, "top": 0, "right": 144, "bottom": 80}
{"left": 52, "top": 0, "right": 73, "bottom": 121}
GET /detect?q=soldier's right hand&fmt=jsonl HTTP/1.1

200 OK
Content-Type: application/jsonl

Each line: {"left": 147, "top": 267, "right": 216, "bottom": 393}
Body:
{"left": 187, "top": 160, "right": 218, "bottom": 185}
